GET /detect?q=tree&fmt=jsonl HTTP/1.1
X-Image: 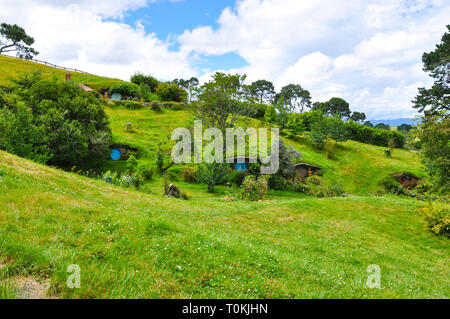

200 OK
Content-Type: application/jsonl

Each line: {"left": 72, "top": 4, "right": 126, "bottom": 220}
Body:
{"left": 312, "top": 98, "right": 351, "bottom": 118}
{"left": 193, "top": 72, "right": 250, "bottom": 134}
{"left": 197, "top": 163, "right": 230, "bottom": 193}
{"left": 0, "top": 73, "right": 111, "bottom": 166}
{"left": 155, "top": 82, "right": 187, "bottom": 102}
{"left": 130, "top": 72, "right": 159, "bottom": 92}
{"left": 413, "top": 25, "right": 449, "bottom": 116}
{"left": 328, "top": 115, "right": 349, "bottom": 144}
{"left": 363, "top": 121, "right": 374, "bottom": 128}
{"left": 350, "top": 111, "right": 366, "bottom": 123}
{"left": 309, "top": 115, "right": 348, "bottom": 148}
{"left": 174, "top": 77, "right": 199, "bottom": 102}
{"left": 375, "top": 123, "right": 390, "bottom": 130}
{"left": 249, "top": 80, "right": 275, "bottom": 104}
{"left": 279, "top": 84, "right": 312, "bottom": 113}
{"left": 415, "top": 114, "right": 449, "bottom": 193}
{"left": 398, "top": 124, "right": 414, "bottom": 133}
{"left": 187, "top": 77, "right": 199, "bottom": 102}
{"left": 412, "top": 26, "right": 450, "bottom": 193}
{"left": 0, "top": 23, "right": 38, "bottom": 59}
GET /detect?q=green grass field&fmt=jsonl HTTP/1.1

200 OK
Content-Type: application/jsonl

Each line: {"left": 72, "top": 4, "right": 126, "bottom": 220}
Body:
{"left": 0, "top": 151, "right": 448, "bottom": 298}
{"left": 0, "top": 58, "right": 448, "bottom": 299}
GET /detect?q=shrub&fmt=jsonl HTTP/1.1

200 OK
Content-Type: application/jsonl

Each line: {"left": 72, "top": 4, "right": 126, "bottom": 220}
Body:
{"left": 180, "top": 190, "right": 191, "bottom": 200}
{"left": 181, "top": 167, "right": 198, "bottom": 183}
{"left": 307, "top": 175, "right": 322, "bottom": 186}
{"left": 417, "top": 179, "right": 432, "bottom": 194}
{"left": 167, "top": 167, "right": 180, "bottom": 181}
{"left": 155, "top": 82, "right": 187, "bottom": 102}
{"left": 197, "top": 163, "right": 230, "bottom": 193}
{"left": 120, "top": 173, "right": 142, "bottom": 189}
{"left": 109, "top": 83, "right": 138, "bottom": 98}
{"left": 230, "top": 171, "right": 247, "bottom": 186}
{"left": 422, "top": 202, "right": 449, "bottom": 237}
{"left": 240, "top": 176, "right": 268, "bottom": 201}
{"left": 137, "top": 163, "right": 154, "bottom": 181}
{"left": 345, "top": 121, "right": 405, "bottom": 148}
{"left": 379, "top": 176, "right": 405, "bottom": 195}
{"left": 122, "top": 100, "right": 142, "bottom": 110}
{"left": 328, "top": 180, "right": 345, "bottom": 196}
{"left": 126, "top": 155, "right": 138, "bottom": 173}
{"left": 268, "top": 174, "right": 288, "bottom": 190}
{"left": 130, "top": 73, "right": 159, "bottom": 92}
{"left": 162, "top": 101, "right": 185, "bottom": 110}
{"left": 0, "top": 75, "right": 111, "bottom": 166}
{"left": 150, "top": 101, "right": 162, "bottom": 113}
{"left": 102, "top": 171, "right": 142, "bottom": 189}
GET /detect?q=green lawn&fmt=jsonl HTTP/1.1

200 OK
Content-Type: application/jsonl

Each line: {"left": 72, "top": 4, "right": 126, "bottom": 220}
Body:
{"left": 0, "top": 151, "right": 448, "bottom": 298}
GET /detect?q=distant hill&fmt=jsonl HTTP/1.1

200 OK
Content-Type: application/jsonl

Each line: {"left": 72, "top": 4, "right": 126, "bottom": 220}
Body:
{"left": 368, "top": 118, "right": 419, "bottom": 126}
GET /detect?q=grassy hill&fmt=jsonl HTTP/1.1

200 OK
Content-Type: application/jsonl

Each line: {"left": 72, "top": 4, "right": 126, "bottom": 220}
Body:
{"left": 0, "top": 151, "right": 448, "bottom": 298}
{"left": 0, "top": 55, "right": 126, "bottom": 91}
{"left": 0, "top": 54, "right": 426, "bottom": 196}
{"left": 0, "top": 56, "right": 448, "bottom": 299}
{"left": 100, "top": 105, "right": 425, "bottom": 195}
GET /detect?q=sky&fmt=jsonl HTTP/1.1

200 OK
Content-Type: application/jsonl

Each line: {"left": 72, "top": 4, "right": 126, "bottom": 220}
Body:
{"left": 0, "top": 0, "right": 449, "bottom": 120}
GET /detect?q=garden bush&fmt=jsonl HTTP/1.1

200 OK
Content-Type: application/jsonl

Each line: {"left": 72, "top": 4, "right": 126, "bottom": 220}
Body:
{"left": 422, "top": 202, "right": 449, "bottom": 237}
{"left": 137, "top": 164, "right": 154, "bottom": 181}
{"left": 155, "top": 82, "right": 187, "bottom": 102}
{"left": 230, "top": 171, "right": 247, "bottom": 186}
{"left": 268, "top": 174, "right": 289, "bottom": 190}
{"left": 0, "top": 74, "right": 111, "bottom": 166}
{"left": 150, "top": 101, "right": 162, "bottom": 113}
{"left": 379, "top": 176, "right": 406, "bottom": 195}
{"left": 167, "top": 167, "right": 181, "bottom": 181}
{"left": 162, "top": 101, "right": 185, "bottom": 110}
{"left": 130, "top": 73, "right": 159, "bottom": 92}
{"left": 109, "top": 83, "right": 138, "bottom": 98}
{"left": 345, "top": 121, "right": 405, "bottom": 148}
{"left": 181, "top": 167, "right": 198, "bottom": 183}
{"left": 240, "top": 176, "right": 268, "bottom": 201}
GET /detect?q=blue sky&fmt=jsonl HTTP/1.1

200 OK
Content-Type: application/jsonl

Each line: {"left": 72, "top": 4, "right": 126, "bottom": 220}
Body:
{"left": 0, "top": 0, "right": 449, "bottom": 119}
{"left": 121, "top": 0, "right": 236, "bottom": 40}
{"left": 119, "top": 0, "right": 250, "bottom": 71}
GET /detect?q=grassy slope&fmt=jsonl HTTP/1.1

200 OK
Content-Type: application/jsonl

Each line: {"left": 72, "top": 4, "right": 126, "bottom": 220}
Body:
{"left": 1, "top": 57, "right": 447, "bottom": 299}
{"left": 0, "top": 54, "right": 426, "bottom": 195}
{"left": 0, "top": 151, "right": 448, "bottom": 299}
{"left": 0, "top": 55, "right": 126, "bottom": 91}
{"left": 103, "top": 105, "right": 425, "bottom": 195}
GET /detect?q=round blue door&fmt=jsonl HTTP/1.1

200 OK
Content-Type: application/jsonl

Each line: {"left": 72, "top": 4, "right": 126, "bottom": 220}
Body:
{"left": 235, "top": 162, "right": 248, "bottom": 171}
{"left": 110, "top": 149, "right": 121, "bottom": 160}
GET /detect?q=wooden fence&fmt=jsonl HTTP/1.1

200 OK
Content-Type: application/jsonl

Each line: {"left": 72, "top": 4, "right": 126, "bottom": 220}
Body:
{"left": 0, "top": 53, "right": 90, "bottom": 74}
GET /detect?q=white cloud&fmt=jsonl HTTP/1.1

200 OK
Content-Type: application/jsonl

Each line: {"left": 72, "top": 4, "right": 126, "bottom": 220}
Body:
{"left": 180, "top": 0, "right": 449, "bottom": 119}
{"left": 0, "top": 0, "right": 196, "bottom": 81}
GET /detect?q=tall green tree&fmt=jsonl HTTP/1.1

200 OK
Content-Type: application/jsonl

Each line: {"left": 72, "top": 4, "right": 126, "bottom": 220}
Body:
{"left": 313, "top": 97, "right": 351, "bottom": 118}
{"left": 413, "top": 25, "right": 450, "bottom": 193}
{"left": 279, "top": 84, "right": 312, "bottom": 113}
{"left": 249, "top": 80, "right": 275, "bottom": 104}
{"left": 413, "top": 25, "right": 449, "bottom": 116}
{"left": 193, "top": 72, "right": 250, "bottom": 133}
{"left": 0, "top": 23, "right": 38, "bottom": 59}
{"left": 130, "top": 72, "right": 159, "bottom": 92}
{"left": 350, "top": 111, "right": 366, "bottom": 123}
